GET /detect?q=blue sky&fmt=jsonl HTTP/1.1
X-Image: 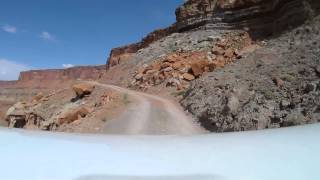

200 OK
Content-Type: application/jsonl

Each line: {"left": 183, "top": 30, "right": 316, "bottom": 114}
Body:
{"left": 0, "top": 0, "right": 183, "bottom": 80}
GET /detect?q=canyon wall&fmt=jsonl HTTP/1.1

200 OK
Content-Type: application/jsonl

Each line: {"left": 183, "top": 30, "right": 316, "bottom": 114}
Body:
{"left": 18, "top": 66, "right": 104, "bottom": 82}
{"left": 0, "top": 65, "right": 105, "bottom": 89}
{"left": 106, "top": 0, "right": 320, "bottom": 69}
{"left": 0, "top": 81, "right": 17, "bottom": 88}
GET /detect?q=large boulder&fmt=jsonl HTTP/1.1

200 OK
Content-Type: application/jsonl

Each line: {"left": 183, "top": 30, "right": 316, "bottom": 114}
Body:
{"left": 5, "top": 102, "right": 27, "bottom": 128}
{"left": 72, "top": 83, "right": 95, "bottom": 98}
{"left": 58, "top": 106, "right": 89, "bottom": 125}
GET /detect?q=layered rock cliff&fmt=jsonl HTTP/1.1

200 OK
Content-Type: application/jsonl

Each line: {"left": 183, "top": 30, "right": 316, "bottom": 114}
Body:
{"left": 175, "top": 0, "right": 318, "bottom": 36}
{"left": 19, "top": 66, "right": 104, "bottom": 82}
{"left": 106, "top": 0, "right": 320, "bottom": 68}
{"left": 0, "top": 81, "right": 17, "bottom": 88}
{"left": 0, "top": 65, "right": 105, "bottom": 89}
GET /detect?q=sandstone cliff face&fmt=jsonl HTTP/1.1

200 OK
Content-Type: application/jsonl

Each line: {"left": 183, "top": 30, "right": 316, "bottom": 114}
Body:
{"left": 107, "top": 44, "right": 139, "bottom": 68}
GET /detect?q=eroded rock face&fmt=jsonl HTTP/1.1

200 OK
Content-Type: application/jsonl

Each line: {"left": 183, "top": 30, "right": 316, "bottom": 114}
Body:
{"left": 107, "top": 45, "right": 139, "bottom": 68}
{"left": 180, "top": 15, "right": 320, "bottom": 132}
{"left": 106, "top": 0, "right": 320, "bottom": 69}
{"left": 175, "top": 0, "right": 319, "bottom": 37}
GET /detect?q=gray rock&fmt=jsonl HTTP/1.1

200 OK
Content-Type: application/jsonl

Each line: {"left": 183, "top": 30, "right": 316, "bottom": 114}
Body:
{"left": 180, "top": 15, "right": 320, "bottom": 132}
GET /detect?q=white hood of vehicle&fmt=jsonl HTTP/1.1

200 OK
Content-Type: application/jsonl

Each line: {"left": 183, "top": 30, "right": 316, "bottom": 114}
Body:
{"left": 0, "top": 124, "right": 319, "bottom": 180}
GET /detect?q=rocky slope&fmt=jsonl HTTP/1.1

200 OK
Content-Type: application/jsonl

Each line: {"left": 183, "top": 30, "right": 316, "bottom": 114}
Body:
{"left": 103, "top": 0, "right": 320, "bottom": 133}
{"left": 181, "top": 15, "right": 320, "bottom": 132}
{"left": 106, "top": 0, "right": 319, "bottom": 68}
{"left": 0, "top": 65, "right": 105, "bottom": 126}
{"left": 107, "top": 25, "right": 177, "bottom": 68}
{"left": 4, "top": 82, "right": 128, "bottom": 133}
{"left": 3, "top": 0, "right": 320, "bottom": 133}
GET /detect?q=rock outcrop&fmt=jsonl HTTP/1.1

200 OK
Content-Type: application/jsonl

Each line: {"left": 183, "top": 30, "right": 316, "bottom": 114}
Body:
{"left": 72, "top": 83, "right": 95, "bottom": 99}
{"left": 106, "top": 0, "right": 320, "bottom": 69}
{"left": 180, "top": 15, "right": 320, "bottom": 132}
{"left": 107, "top": 25, "right": 177, "bottom": 69}
{"left": 58, "top": 106, "right": 89, "bottom": 125}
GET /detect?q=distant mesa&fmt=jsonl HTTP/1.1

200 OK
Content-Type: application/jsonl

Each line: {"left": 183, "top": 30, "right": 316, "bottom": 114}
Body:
{"left": 0, "top": 65, "right": 105, "bottom": 89}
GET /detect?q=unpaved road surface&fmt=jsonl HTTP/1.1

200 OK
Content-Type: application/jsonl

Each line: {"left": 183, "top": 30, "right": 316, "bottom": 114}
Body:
{"left": 90, "top": 82, "right": 207, "bottom": 135}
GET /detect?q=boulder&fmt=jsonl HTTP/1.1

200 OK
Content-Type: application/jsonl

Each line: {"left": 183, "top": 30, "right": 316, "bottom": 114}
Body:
{"left": 152, "top": 63, "right": 162, "bottom": 71}
{"left": 5, "top": 102, "right": 27, "bottom": 128}
{"left": 134, "top": 73, "right": 143, "bottom": 80}
{"left": 32, "top": 92, "right": 44, "bottom": 102}
{"left": 58, "top": 107, "right": 89, "bottom": 125}
{"left": 272, "top": 77, "right": 284, "bottom": 87}
{"left": 212, "top": 46, "right": 224, "bottom": 55}
{"left": 224, "top": 48, "right": 235, "bottom": 58}
{"left": 190, "top": 62, "right": 203, "bottom": 77}
{"left": 172, "top": 62, "right": 183, "bottom": 70}
{"left": 72, "top": 83, "right": 95, "bottom": 98}
{"left": 190, "top": 60, "right": 208, "bottom": 77}
{"left": 182, "top": 73, "right": 195, "bottom": 81}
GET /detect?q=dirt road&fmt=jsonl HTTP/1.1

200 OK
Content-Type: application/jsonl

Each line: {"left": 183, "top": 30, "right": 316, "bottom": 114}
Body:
{"left": 90, "top": 82, "right": 207, "bottom": 135}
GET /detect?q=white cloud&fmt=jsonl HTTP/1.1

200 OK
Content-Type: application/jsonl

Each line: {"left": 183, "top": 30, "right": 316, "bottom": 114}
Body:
{"left": 40, "top": 31, "right": 55, "bottom": 41}
{"left": 2, "top": 25, "right": 17, "bottom": 33}
{"left": 0, "top": 59, "right": 30, "bottom": 80}
{"left": 62, "top": 64, "right": 74, "bottom": 68}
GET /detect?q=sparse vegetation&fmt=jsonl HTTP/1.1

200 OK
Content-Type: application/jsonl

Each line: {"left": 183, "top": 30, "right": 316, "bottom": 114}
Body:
{"left": 171, "top": 90, "right": 187, "bottom": 97}
{"left": 101, "top": 117, "right": 108, "bottom": 122}
{"left": 122, "top": 93, "right": 130, "bottom": 105}
{"left": 281, "top": 73, "right": 296, "bottom": 82}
